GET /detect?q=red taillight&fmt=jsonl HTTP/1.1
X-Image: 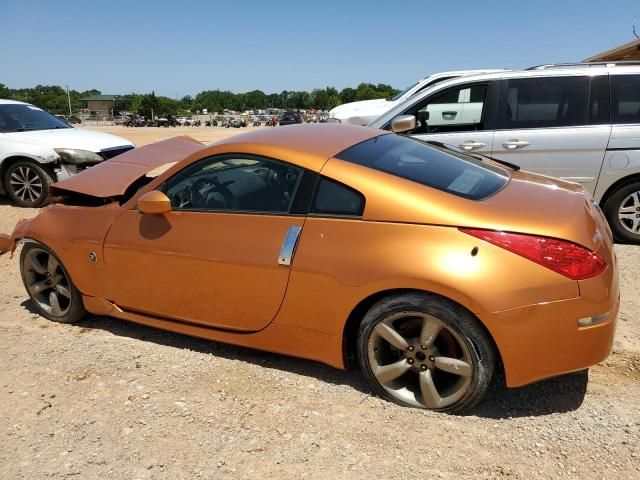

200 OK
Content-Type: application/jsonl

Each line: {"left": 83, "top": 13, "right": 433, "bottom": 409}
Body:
{"left": 460, "top": 229, "right": 607, "bottom": 280}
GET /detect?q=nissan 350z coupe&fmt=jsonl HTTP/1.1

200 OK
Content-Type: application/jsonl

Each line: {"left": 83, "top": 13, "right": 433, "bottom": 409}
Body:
{"left": 0, "top": 124, "right": 619, "bottom": 413}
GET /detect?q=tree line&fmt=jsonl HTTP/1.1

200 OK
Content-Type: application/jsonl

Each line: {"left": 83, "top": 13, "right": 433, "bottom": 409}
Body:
{"left": 0, "top": 83, "right": 399, "bottom": 117}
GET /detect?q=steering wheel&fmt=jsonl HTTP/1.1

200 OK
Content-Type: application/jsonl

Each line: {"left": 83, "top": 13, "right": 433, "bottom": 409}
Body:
{"left": 189, "top": 177, "right": 236, "bottom": 209}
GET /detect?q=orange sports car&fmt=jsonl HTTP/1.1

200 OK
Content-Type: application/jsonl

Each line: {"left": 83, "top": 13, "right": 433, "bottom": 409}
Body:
{"left": 0, "top": 124, "right": 619, "bottom": 413}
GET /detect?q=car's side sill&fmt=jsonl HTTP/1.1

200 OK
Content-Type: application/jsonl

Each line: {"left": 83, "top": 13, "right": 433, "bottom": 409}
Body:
{"left": 81, "top": 295, "right": 345, "bottom": 370}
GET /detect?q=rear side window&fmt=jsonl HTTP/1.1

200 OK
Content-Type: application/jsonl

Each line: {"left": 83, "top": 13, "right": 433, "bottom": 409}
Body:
{"left": 336, "top": 134, "right": 509, "bottom": 201}
{"left": 611, "top": 75, "right": 640, "bottom": 124}
{"left": 310, "top": 178, "right": 364, "bottom": 216}
{"left": 498, "top": 77, "right": 588, "bottom": 129}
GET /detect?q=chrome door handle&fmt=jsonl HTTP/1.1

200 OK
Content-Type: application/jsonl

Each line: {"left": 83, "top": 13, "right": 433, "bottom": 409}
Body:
{"left": 459, "top": 141, "right": 486, "bottom": 151}
{"left": 502, "top": 139, "right": 530, "bottom": 150}
{"left": 278, "top": 226, "right": 302, "bottom": 266}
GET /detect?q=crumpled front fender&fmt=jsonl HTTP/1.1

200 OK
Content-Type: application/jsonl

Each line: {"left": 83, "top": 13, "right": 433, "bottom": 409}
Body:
{"left": 0, "top": 218, "right": 34, "bottom": 257}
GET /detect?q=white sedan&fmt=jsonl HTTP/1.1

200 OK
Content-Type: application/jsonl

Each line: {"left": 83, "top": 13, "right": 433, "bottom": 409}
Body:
{"left": 0, "top": 100, "right": 133, "bottom": 207}
{"left": 329, "top": 69, "right": 507, "bottom": 126}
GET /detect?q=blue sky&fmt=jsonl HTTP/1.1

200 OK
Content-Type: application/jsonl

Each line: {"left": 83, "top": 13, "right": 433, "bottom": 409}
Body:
{"left": 1, "top": 0, "right": 638, "bottom": 97}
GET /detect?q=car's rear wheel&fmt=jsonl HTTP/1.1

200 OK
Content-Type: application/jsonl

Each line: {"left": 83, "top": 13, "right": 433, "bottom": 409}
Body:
{"left": 20, "top": 242, "right": 86, "bottom": 323}
{"left": 603, "top": 181, "right": 640, "bottom": 244}
{"left": 357, "top": 293, "right": 495, "bottom": 413}
{"left": 4, "top": 160, "right": 54, "bottom": 207}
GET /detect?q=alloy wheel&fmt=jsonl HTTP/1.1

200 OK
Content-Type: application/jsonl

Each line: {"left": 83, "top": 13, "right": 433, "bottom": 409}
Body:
{"left": 23, "top": 247, "right": 72, "bottom": 317}
{"left": 617, "top": 190, "right": 640, "bottom": 235}
{"left": 9, "top": 165, "right": 44, "bottom": 204}
{"left": 367, "top": 311, "right": 473, "bottom": 409}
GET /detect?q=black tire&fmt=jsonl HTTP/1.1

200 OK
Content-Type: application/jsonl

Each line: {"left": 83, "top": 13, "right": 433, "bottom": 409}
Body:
{"left": 20, "top": 242, "right": 86, "bottom": 324}
{"left": 357, "top": 292, "right": 495, "bottom": 414}
{"left": 4, "top": 160, "right": 54, "bottom": 208}
{"left": 603, "top": 181, "right": 640, "bottom": 244}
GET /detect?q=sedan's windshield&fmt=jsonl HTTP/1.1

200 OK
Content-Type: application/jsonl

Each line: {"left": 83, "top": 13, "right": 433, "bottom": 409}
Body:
{"left": 0, "top": 104, "right": 71, "bottom": 133}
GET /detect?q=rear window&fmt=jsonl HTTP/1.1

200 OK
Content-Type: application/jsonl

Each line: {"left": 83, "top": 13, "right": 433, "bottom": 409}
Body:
{"left": 336, "top": 134, "right": 509, "bottom": 200}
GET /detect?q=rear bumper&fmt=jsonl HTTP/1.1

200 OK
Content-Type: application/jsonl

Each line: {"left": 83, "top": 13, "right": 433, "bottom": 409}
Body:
{"left": 478, "top": 266, "right": 619, "bottom": 388}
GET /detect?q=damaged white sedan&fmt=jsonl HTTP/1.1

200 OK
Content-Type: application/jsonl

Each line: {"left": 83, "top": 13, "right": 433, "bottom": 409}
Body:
{"left": 0, "top": 99, "right": 133, "bottom": 207}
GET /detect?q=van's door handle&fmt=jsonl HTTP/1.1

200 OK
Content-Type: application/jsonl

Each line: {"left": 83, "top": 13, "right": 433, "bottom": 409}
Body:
{"left": 459, "top": 141, "right": 486, "bottom": 151}
{"left": 502, "top": 140, "right": 530, "bottom": 150}
{"left": 278, "top": 226, "right": 302, "bottom": 266}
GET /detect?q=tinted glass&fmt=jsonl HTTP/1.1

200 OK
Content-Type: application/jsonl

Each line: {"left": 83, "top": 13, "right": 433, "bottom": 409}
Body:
{"left": 0, "top": 104, "right": 71, "bottom": 133}
{"left": 611, "top": 75, "right": 640, "bottom": 124}
{"left": 162, "top": 155, "right": 303, "bottom": 213}
{"left": 337, "top": 134, "right": 509, "bottom": 200}
{"left": 401, "top": 83, "right": 488, "bottom": 134}
{"left": 499, "top": 77, "right": 588, "bottom": 129}
{"left": 589, "top": 75, "right": 610, "bottom": 125}
{"left": 310, "top": 178, "right": 365, "bottom": 216}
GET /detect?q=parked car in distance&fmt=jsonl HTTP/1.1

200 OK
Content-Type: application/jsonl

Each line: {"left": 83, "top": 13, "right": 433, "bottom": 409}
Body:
{"left": 329, "top": 70, "right": 508, "bottom": 126}
{"left": 279, "top": 111, "right": 304, "bottom": 125}
{"left": 0, "top": 125, "right": 618, "bottom": 413}
{"left": 0, "top": 99, "right": 134, "bottom": 207}
{"left": 369, "top": 63, "right": 640, "bottom": 244}
{"left": 55, "top": 114, "right": 82, "bottom": 125}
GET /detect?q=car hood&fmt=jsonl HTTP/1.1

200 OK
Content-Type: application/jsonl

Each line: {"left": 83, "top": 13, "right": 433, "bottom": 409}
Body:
{"left": 51, "top": 136, "right": 205, "bottom": 198}
{"left": 330, "top": 99, "right": 393, "bottom": 121}
{"left": 3, "top": 127, "right": 134, "bottom": 151}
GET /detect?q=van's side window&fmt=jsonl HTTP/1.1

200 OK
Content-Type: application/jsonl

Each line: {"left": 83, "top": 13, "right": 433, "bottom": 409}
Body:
{"left": 498, "top": 77, "right": 589, "bottom": 129}
{"left": 611, "top": 75, "right": 640, "bottom": 125}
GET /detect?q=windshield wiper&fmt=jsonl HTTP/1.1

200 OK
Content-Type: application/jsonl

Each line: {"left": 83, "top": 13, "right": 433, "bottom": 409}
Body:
{"left": 425, "top": 140, "right": 521, "bottom": 171}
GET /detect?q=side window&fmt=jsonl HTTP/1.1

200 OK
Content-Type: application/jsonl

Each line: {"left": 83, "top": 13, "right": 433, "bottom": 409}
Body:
{"left": 498, "top": 76, "right": 588, "bottom": 129}
{"left": 310, "top": 177, "right": 365, "bottom": 217}
{"left": 403, "top": 83, "right": 489, "bottom": 134}
{"left": 162, "top": 155, "right": 303, "bottom": 213}
{"left": 611, "top": 75, "right": 640, "bottom": 124}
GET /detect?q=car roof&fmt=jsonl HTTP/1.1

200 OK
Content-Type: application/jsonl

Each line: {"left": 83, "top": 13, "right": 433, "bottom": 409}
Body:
{"left": 0, "top": 99, "right": 30, "bottom": 106}
{"left": 209, "top": 123, "right": 385, "bottom": 160}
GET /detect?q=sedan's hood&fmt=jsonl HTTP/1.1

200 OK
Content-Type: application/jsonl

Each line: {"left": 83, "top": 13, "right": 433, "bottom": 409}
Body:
{"left": 3, "top": 127, "right": 133, "bottom": 151}
{"left": 51, "top": 136, "right": 204, "bottom": 198}
{"left": 330, "top": 99, "right": 394, "bottom": 122}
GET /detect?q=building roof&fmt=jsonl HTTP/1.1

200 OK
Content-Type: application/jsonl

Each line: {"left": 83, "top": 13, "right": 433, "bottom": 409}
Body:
{"left": 584, "top": 38, "right": 640, "bottom": 62}
{"left": 82, "top": 95, "right": 119, "bottom": 101}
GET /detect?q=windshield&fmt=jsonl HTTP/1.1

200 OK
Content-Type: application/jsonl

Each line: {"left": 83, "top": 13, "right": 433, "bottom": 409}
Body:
{"left": 0, "top": 104, "right": 71, "bottom": 133}
{"left": 390, "top": 82, "right": 419, "bottom": 101}
{"left": 336, "top": 134, "right": 509, "bottom": 200}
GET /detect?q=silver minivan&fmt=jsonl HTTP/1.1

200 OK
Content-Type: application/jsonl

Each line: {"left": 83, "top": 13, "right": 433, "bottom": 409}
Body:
{"left": 369, "top": 63, "right": 640, "bottom": 244}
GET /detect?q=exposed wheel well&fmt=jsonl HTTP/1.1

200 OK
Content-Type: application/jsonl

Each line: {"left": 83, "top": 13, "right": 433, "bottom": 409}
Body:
{"left": 599, "top": 173, "right": 640, "bottom": 209}
{"left": 342, "top": 288, "right": 503, "bottom": 374}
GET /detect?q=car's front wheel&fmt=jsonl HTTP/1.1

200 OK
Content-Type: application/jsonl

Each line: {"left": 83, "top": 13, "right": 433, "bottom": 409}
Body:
{"left": 20, "top": 242, "right": 86, "bottom": 323}
{"left": 603, "top": 181, "right": 640, "bottom": 244}
{"left": 358, "top": 292, "right": 495, "bottom": 414}
{"left": 4, "top": 160, "right": 54, "bottom": 207}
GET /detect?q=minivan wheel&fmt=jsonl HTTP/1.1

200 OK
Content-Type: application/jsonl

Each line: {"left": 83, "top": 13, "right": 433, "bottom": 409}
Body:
{"left": 20, "top": 242, "right": 86, "bottom": 323}
{"left": 4, "top": 160, "right": 54, "bottom": 207}
{"left": 357, "top": 293, "right": 495, "bottom": 414}
{"left": 603, "top": 181, "right": 640, "bottom": 244}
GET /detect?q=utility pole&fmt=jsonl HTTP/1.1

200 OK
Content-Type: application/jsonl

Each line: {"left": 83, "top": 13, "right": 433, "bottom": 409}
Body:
{"left": 66, "top": 85, "right": 72, "bottom": 116}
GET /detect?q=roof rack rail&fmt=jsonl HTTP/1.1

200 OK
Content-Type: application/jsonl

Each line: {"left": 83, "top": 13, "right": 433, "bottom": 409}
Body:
{"left": 527, "top": 61, "right": 640, "bottom": 70}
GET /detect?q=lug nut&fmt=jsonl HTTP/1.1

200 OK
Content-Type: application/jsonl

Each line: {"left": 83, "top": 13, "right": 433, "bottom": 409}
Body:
{"left": 421, "top": 345, "right": 427, "bottom": 350}
{"left": 421, "top": 365, "right": 427, "bottom": 371}
{"left": 429, "top": 355, "right": 435, "bottom": 362}
{"left": 407, "top": 358, "right": 414, "bottom": 365}
{"left": 407, "top": 346, "right": 415, "bottom": 352}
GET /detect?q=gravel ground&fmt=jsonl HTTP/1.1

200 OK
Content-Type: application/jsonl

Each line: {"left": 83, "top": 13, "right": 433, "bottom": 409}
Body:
{"left": 0, "top": 127, "right": 639, "bottom": 479}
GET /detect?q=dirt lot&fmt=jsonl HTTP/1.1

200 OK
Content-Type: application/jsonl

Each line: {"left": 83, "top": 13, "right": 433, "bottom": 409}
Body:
{"left": 0, "top": 126, "right": 639, "bottom": 479}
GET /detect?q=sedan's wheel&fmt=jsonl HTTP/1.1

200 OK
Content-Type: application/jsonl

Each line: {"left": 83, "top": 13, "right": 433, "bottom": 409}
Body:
{"left": 603, "top": 181, "right": 640, "bottom": 244}
{"left": 4, "top": 160, "right": 54, "bottom": 207}
{"left": 20, "top": 243, "right": 86, "bottom": 323}
{"left": 358, "top": 293, "right": 495, "bottom": 413}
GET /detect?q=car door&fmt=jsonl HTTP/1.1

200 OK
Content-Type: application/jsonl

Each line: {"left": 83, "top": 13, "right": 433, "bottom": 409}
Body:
{"left": 491, "top": 75, "right": 611, "bottom": 195}
{"left": 102, "top": 154, "right": 310, "bottom": 332}
{"left": 403, "top": 81, "right": 497, "bottom": 155}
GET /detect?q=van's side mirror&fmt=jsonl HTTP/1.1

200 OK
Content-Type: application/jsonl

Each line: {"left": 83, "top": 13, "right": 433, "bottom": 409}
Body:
{"left": 137, "top": 190, "right": 172, "bottom": 215}
{"left": 390, "top": 115, "right": 416, "bottom": 133}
